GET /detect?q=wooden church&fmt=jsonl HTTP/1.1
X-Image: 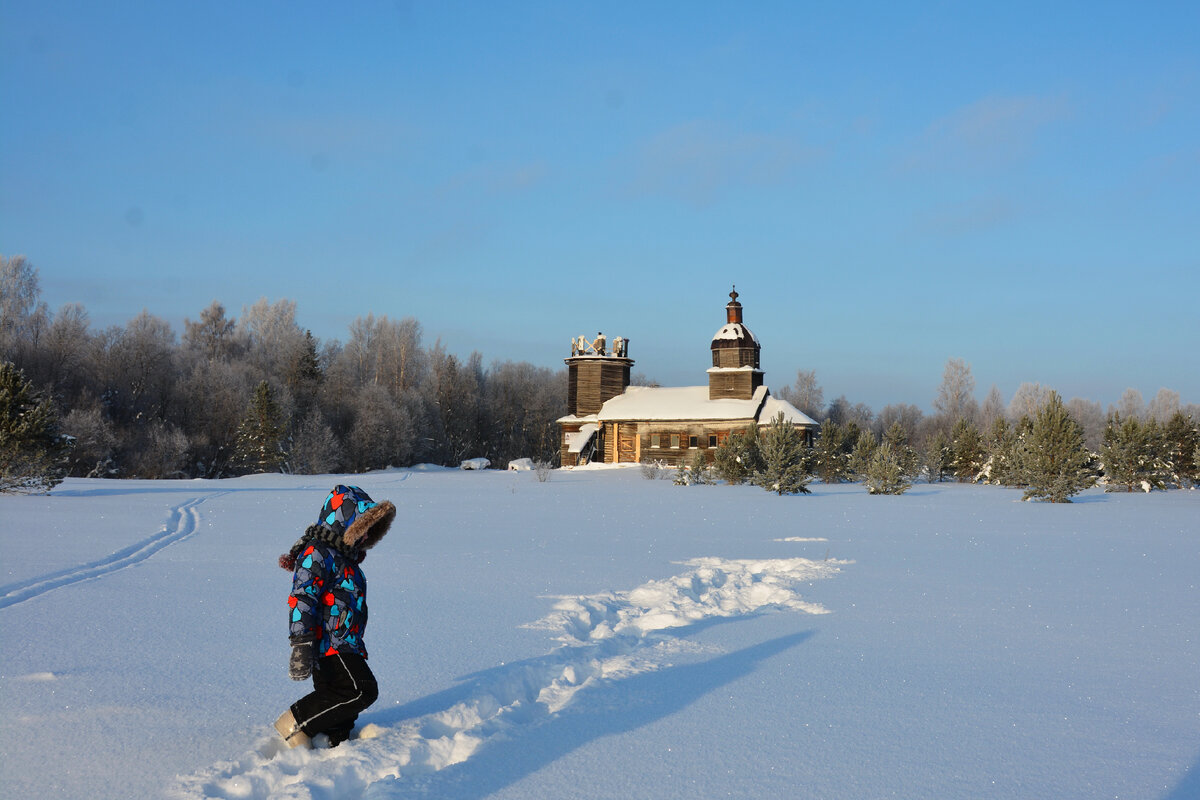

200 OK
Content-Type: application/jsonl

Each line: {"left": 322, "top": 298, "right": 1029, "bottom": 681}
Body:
{"left": 558, "top": 289, "right": 819, "bottom": 467}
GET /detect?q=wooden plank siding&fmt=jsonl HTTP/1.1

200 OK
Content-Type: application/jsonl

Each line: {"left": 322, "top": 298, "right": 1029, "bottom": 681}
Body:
{"left": 617, "top": 423, "right": 638, "bottom": 462}
{"left": 711, "top": 343, "right": 759, "bottom": 369}
{"left": 708, "top": 370, "right": 764, "bottom": 400}
{"left": 635, "top": 421, "right": 749, "bottom": 466}
{"left": 567, "top": 359, "right": 632, "bottom": 416}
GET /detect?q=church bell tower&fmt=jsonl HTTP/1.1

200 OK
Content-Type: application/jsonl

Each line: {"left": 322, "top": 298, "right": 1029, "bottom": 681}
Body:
{"left": 707, "top": 288, "right": 763, "bottom": 400}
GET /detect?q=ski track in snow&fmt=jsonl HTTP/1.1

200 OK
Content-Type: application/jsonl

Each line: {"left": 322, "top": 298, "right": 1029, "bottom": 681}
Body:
{"left": 173, "top": 555, "right": 848, "bottom": 800}
{"left": 0, "top": 493, "right": 225, "bottom": 609}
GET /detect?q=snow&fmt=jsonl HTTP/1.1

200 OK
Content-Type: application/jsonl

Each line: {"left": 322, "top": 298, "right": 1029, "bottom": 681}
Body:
{"left": 759, "top": 393, "right": 820, "bottom": 427}
{"left": 592, "top": 384, "right": 816, "bottom": 428}
{"left": 564, "top": 423, "right": 598, "bottom": 454}
{"left": 2, "top": 470, "right": 1199, "bottom": 800}
{"left": 555, "top": 413, "right": 598, "bottom": 426}
{"left": 711, "top": 323, "right": 759, "bottom": 344}
{"left": 596, "top": 385, "right": 769, "bottom": 422}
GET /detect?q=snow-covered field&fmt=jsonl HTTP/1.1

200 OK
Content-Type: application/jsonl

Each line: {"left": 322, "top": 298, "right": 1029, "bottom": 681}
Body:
{"left": 2, "top": 467, "right": 1197, "bottom": 799}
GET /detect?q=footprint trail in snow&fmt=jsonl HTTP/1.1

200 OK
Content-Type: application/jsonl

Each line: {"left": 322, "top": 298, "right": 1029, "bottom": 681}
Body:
{"left": 174, "top": 555, "right": 847, "bottom": 800}
{"left": 0, "top": 494, "right": 225, "bottom": 609}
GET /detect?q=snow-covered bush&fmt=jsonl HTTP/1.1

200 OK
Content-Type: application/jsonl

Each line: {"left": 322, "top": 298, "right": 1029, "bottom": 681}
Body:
{"left": 864, "top": 441, "right": 912, "bottom": 495}
{"left": 640, "top": 460, "right": 668, "bottom": 480}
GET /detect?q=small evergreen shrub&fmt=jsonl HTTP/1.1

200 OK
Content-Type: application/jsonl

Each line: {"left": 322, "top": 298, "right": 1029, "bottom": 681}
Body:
{"left": 755, "top": 412, "right": 812, "bottom": 495}
{"left": 1020, "top": 391, "right": 1096, "bottom": 503}
{"left": 924, "top": 429, "right": 950, "bottom": 483}
{"left": 713, "top": 425, "right": 764, "bottom": 485}
{"left": 848, "top": 429, "right": 877, "bottom": 480}
{"left": 864, "top": 441, "right": 913, "bottom": 495}
{"left": 949, "top": 418, "right": 984, "bottom": 482}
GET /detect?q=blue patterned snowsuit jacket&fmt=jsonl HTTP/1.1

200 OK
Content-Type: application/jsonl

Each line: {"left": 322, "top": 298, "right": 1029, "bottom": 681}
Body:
{"left": 288, "top": 541, "right": 369, "bottom": 659}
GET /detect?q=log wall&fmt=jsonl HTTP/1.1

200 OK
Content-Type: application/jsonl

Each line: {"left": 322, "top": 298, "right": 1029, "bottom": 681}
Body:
{"left": 566, "top": 357, "right": 632, "bottom": 416}
{"left": 711, "top": 342, "right": 760, "bottom": 369}
{"left": 708, "top": 370, "right": 764, "bottom": 400}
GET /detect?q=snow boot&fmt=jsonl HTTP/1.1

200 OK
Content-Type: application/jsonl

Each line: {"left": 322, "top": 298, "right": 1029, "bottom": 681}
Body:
{"left": 274, "top": 708, "right": 312, "bottom": 749}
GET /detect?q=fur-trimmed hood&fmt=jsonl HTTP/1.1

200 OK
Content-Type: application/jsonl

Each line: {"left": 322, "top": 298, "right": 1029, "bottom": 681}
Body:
{"left": 279, "top": 485, "right": 395, "bottom": 570}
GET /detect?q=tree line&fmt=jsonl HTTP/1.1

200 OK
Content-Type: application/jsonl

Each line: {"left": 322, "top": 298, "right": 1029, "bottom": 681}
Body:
{"left": 4, "top": 254, "right": 1197, "bottom": 500}
{"left": 2, "top": 255, "right": 564, "bottom": 490}
{"left": 721, "top": 359, "right": 1199, "bottom": 501}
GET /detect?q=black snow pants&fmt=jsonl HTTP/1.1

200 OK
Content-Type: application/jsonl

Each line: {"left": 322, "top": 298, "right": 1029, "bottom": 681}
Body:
{"left": 291, "top": 652, "right": 379, "bottom": 746}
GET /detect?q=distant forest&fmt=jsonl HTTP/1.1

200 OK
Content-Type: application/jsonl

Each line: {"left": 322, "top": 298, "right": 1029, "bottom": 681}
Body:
{"left": 2, "top": 255, "right": 564, "bottom": 479}
{"left": 3, "top": 254, "right": 1198, "bottom": 489}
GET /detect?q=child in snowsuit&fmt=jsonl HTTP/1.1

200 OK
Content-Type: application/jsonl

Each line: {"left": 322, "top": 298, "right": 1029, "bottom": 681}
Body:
{"left": 274, "top": 485, "right": 396, "bottom": 748}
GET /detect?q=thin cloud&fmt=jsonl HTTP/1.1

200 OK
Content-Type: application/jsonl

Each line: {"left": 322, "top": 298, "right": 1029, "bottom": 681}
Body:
{"left": 623, "top": 120, "right": 825, "bottom": 207}
{"left": 899, "top": 94, "right": 1071, "bottom": 172}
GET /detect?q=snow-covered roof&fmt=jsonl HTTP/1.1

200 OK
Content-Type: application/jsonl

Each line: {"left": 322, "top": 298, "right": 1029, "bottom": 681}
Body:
{"left": 591, "top": 385, "right": 819, "bottom": 426}
{"left": 597, "top": 385, "right": 769, "bottom": 422}
{"left": 556, "top": 413, "right": 599, "bottom": 424}
{"left": 759, "top": 394, "right": 820, "bottom": 427}
{"left": 565, "top": 423, "right": 598, "bottom": 453}
{"left": 711, "top": 322, "right": 758, "bottom": 344}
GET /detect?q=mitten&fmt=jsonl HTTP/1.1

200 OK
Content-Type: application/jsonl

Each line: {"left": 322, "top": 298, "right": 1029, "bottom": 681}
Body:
{"left": 289, "top": 640, "right": 315, "bottom": 681}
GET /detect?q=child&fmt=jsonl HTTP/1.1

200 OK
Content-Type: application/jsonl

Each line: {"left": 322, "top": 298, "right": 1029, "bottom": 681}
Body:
{"left": 274, "top": 485, "right": 396, "bottom": 748}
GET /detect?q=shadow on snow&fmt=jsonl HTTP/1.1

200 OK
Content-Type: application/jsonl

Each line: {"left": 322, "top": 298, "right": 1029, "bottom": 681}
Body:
{"left": 360, "top": 629, "right": 815, "bottom": 799}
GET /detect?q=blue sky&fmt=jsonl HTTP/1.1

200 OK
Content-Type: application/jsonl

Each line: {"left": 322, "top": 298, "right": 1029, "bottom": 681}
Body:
{"left": 2, "top": 1, "right": 1197, "bottom": 412}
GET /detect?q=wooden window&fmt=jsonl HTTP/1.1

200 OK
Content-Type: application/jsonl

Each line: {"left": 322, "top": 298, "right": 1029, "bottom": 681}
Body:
{"left": 708, "top": 435, "right": 718, "bottom": 448}
{"left": 689, "top": 435, "right": 698, "bottom": 448}
{"left": 650, "top": 433, "right": 661, "bottom": 448}
{"left": 670, "top": 433, "right": 680, "bottom": 449}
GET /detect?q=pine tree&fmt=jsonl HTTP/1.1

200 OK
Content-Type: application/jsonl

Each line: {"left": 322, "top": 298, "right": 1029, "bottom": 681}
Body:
{"left": 882, "top": 421, "right": 919, "bottom": 481}
{"left": 848, "top": 429, "right": 877, "bottom": 478}
{"left": 1101, "top": 412, "right": 1166, "bottom": 492}
{"left": 672, "top": 450, "right": 714, "bottom": 486}
{"left": 0, "top": 360, "right": 67, "bottom": 493}
{"left": 688, "top": 448, "right": 714, "bottom": 485}
{"left": 1161, "top": 411, "right": 1199, "bottom": 488}
{"left": 233, "top": 380, "right": 287, "bottom": 474}
{"left": 949, "top": 417, "right": 984, "bottom": 482}
{"left": 864, "top": 441, "right": 912, "bottom": 495}
{"left": 287, "top": 329, "right": 324, "bottom": 421}
{"left": 924, "top": 429, "right": 950, "bottom": 483}
{"left": 1020, "top": 391, "right": 1095, "bottom": 502}
{"left": 983, "top": 417, "right": 1026, "bottom": 486}
{"left": 981, "top": 418, "right": 1007, "bottom": 484}
{"left": 713, "top": 425, "right": 764, "bottom": 485}
{"left": 755, "top": 412, "right": 812, "bottom": 495}
{"left": 1140, "top": 418, "right": 1169, "bottom": 489}
{"left": 814, "top": 420, "right": 849, "bottom": 483}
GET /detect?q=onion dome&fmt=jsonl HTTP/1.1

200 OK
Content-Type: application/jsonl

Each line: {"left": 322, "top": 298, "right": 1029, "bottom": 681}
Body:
{"left": 710, "top": 287, "right": 760, "bottom": 369}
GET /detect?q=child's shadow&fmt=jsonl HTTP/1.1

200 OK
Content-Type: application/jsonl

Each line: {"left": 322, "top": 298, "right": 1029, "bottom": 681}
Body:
{"left": 361, "top": 629, "right": 814, "bottom": 799}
